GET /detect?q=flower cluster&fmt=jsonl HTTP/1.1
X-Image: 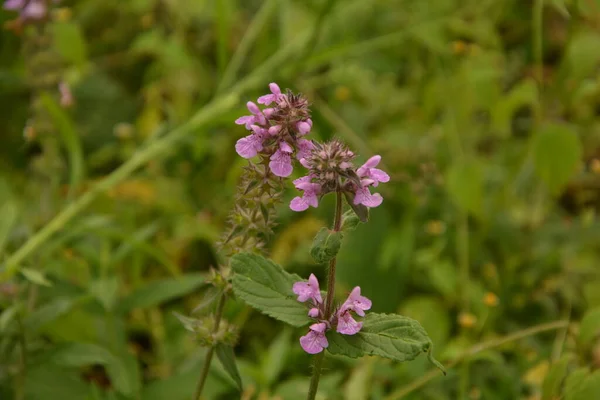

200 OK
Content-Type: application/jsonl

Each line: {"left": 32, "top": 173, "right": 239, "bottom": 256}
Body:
{"left": 3, "top": 0, "right": 59, "bottom": 21}
{"left": 235, "top": 83, "right": 314, "bottom": 178}
{"left": 292, "top": 274, "right": 372, "bottom": 354}
{"left": 290, "top": 140, "right": 390, "bottom": 211}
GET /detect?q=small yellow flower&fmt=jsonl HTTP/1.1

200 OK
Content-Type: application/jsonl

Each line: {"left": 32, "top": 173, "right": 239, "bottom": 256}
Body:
{"left": 483, "top": 292, "right": 499, "bottom": 307}
{"left": 591, "top": 159, "right": 600, "bottom": 175}
{"left": 425, "top": 220, "right": 446, "bottom": 235}
{"left": 452, "top": 40, "right": 468, "bottom": 55}
{"left": 334, "top": 86, "right": 351, "bottom": 102}
{"left": 53, "top": 7, "right": 72, "bottom": 22}
{"left": 458, "top": 312, "right": 477, "bottom": 329}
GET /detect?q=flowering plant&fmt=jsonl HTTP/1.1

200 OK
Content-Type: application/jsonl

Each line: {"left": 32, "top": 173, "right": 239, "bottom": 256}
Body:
{"left": 182, "top": 83, "right": 444, "bottom": 399}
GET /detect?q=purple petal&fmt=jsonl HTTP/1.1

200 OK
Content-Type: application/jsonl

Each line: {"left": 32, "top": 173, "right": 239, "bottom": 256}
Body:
{"left": 293, "top": 175, "right": 312, "bottom": 189}
{"left": 280, "top": 141, "right": 293, "bottom": 153}
{"left": 336, "top": 311, "right": 362, "bottom": 335}
{"left": 362, "top": 155, "right": 381, "bottom": 169}
{"left": 235, "top": 115, "right": 255, "bottom": 129}
{"left": 268, "top": 125, "right": 281, "bottom": 136}
{"left": 257, "top": 94, "right": 276, "bottom": 105}
{"left": 296, "top": 121, "right": 311, "bottom": 135}
{"left": 292, "top": 274, "right": 321, "bottom": 303}
{"left": 268, "top": 82, "right": 281, "bottom": 95}
{"left": 308, "top": 308, "right": 319, "bottom": 318}
{"left": 342, "top": 287, "right": 372, "bottom": 317}
{"left": 235, "top": 134, "right": 262, "bottom": 158}
{"left": 354, "top": 187, "right": 383, "bottom": 208}
{"left": 4, "top": 0, "right": 25, "bottom": 10}
{"left": 247, "top": 101, "right": 260, "bottom": 115}
{"left": 297, "top": 139, "right": 314, "bottom": 159}
{"left": 299, "top": 330, "right": 328, "bottom": 354}
{"left": 370, "top": 168, "right": 390, "bottom": 185}
{"left": 307, "top": 274, "right": 322, "bottom": 304}
{"left": 269, "top": 150, "right": 293, "bottom": 177}
{"left": 22, "top": 0, "right": 46, "bottom": 19}
{"left": 290, "top": 197, "right": 310, "bottom": 212}
{"left": 293, "top": 281, "right": 313, "bottom": 302}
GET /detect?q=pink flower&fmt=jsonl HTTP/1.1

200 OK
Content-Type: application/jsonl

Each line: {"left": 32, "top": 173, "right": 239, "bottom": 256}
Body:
{"left": 340, "top": 287, "right": 372, "bottom": 317}
{"left": 269, "top": 148, "right": 293, "bottom": 177}
{"left": 292, "top": 273, "right": 322, "bottom": 304}
{"left": 235, "top": 126, "right": 265, "bottom": 158}
{"left": 59, "top": 82, "right": 73, "bottom": 108}
{"left": 299, "top": 322, "right": 329, "bottom": 354}
{"left": 356, "top": 155, "right": 389, "bottom": 187}
{"left": 290, "top": 176, "right": 321, "bottom": 211}
{"left": 257, "top": 82, "right": 285, "bottom": 105}
{"left": 308, "top": 308, "right": 320, "bottom": 318}
{"left": 4, "top": 0, "right": 26, "bottom": 10}
{"left": 354, "top": 185, "right": 383, "bottom": 208}
{"left": 235, "top": 101, "right": 266, "bottom": 130}
{"left": 335, "top": 287, "right": 371, "bottom": 335}
{"left": 336, "top": 310, "right": 363, "bottom": 335}
{"left": 296, "top": 120, "right": 312, "bottom": 135}
{"left": 296, "top": 139, "right": 314, "bottom": 160}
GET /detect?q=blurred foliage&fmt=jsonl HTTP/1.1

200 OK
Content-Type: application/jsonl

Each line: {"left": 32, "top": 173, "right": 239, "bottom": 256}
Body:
{"left": 2, "top": 0, "right": 600, "bottom": 399}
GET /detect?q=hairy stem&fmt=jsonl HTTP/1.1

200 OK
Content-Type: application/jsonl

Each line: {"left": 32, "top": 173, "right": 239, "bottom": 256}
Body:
{"left": 307, "top": 191, "right": 343, "bottom": 400}
{"left": 194, "top": 292, "right": 227, "bottom": 400}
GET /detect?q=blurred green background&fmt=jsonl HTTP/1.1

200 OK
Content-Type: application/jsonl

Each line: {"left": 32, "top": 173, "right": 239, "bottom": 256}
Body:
{"left": 2, "top": 0, "right": 600, "bottom": 399}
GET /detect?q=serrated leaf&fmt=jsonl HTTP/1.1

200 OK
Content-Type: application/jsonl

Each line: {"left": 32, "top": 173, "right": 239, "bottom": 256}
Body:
{"left": 117, "top": 273, "right": 206, "bottom": 314}
{"left": 51, "top": 343, "right": 137, "bottom": 396}
{"left": 230, "top": 253, "right": 310, "bottom": 327}
{"left": 216, "top": 343, "right": 243, "bottom": 390}
{"left": 326, "top": 313, "right": 445, "bottom": 373}
{"left": 341, "top": 209, "right": 361, "bottom": 232}
{"left": 310, "top": 228, "right": 343, "bottom": 264}
{"left": 446, "top": 159, "right": 484, "bottom": 216}
{"left": 579, "top": 307, "right": 600, "bottom": 347}
{"left": 532, "top": 124, "right": 582, "bottom": 194}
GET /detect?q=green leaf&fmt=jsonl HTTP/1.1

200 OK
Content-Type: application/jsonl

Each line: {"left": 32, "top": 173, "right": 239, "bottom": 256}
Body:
{"left": 565, "top": 369, "right": 600, "bottom": 400}
{"left": 24, "top": 297, "right": 77, "bottom": 332}
{"left": 542, "top": 356, "right": 572, "bottom": 400}
{"left": 51, "top": 22, "right": 88, "bottom": 66}
{"left": 117, "top": 273, "right": 206, "bottom": 314}
{"left": 310, "top": 228, "right": 343, "bottom": 264}
{"left": 89, "top": 276, "right": 119, "bottom": 311}
{"left": 579, "top": 307, "right": 600, "bottom": 347}
{"left": 25, "top": 362, "right": 91, "bottom": 399}
{"left": 532, "top": 124, "right": 582, "bottom": 194}
{"left": 40, "top": 92, "right": 85, "bottom": 195}
{"left": 341, "top": 209, "right": 361, "bottom": 232}
{"left": 21, "top": 268, "right": 52, "bottom": 287}
{"left": 230, "top": 253, "right": 310, "bottom": 327}
{"left": 215, "top": 343, "right": 243, "bottom": 390}
{"left": 326, "top": 313, "right": 445, "bottom": 373}
{"left": 446, "top": 159, "right": 484, "bottom": 216}
{"left": 343, "top": 191, "right": 370, "bottom": 223}
{"left": 52, "top": 343, "right": 137, "bottom": 396}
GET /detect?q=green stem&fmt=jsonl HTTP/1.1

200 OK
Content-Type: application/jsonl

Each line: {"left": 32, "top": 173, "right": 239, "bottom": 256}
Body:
{"left": 307, "top": 191, "right": 343, "bottom": 400}
{"left": 193, "top": 292, "right": 227, "bottom": 400}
